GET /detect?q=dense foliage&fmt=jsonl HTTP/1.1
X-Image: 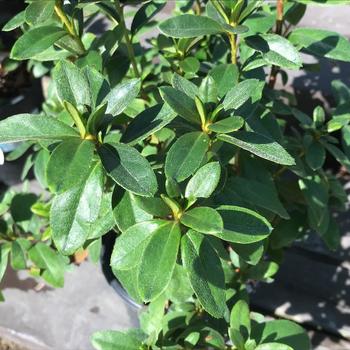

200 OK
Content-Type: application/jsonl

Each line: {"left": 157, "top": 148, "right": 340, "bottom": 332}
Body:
{"left": 1, "top": 0, "right": 350, "bottom": 349}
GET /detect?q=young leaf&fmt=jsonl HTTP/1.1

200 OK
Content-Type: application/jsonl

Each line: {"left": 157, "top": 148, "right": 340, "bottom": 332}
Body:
{"left": 10, "top": 26, "right": 66, "bottom": 60}
{"left": 223, "top": 79, "right": 264, "bottom": 110}
{"left": 217, "top": 132, "right": 295, "bottom": 165}
{"left": 111, "top": 220, "right": 167, "bottom": 271}
{"left": 0, "top": 114, "right": 79, "bottom": 143}
{"left": 159, "top": 86, "right": 201, "bottom": 125}
{"left": 181, "top": 230, "right": 226, "bottom": 318}
{"left": 51, "top": 162, "right": 104, "bottom": 255}
{"left": 103, "top": 79, "right": 140, "bottom": 117}
{"left": 289, "top": 27, "right": 350, "bottom": 62}
{"left": 121, "top": 104, "right": 177, "bottom": 145}
{"left": 53, "top": 60, "right": 90, "bottom": 107}
{"left": 230, "top": 300, "right": 251, "bottom": 341}
{"left": 208, "top": 116, "right": 244, "bottom": 133}
{"left": 2, "top": 11, "right": 25, "bottom": 32}
{"left": 165, "top": 132, "right": 210, "bottom": 182}
{"left": 98, "top": 143, "right": 157, "bottom": 197}
{"left": 159, "top": 14, "right": 224, "bottom": 38}
{"left": 216, "top": 205, "right": 272, "bottom": 244}
{"left": 185, "top": 162, "right": 221, "bottom": 198}
{"left": 180, "top": 207, "right": 223, "bottom": 234}
{"left": 46, "top": 139, "right": 95, "bottom": 193}
{"left": 138, "top": 222, "right": 181, "bottom": 301}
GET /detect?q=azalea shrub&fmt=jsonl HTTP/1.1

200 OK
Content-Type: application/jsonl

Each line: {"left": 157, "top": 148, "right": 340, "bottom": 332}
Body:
{"left": 1, "top": 0, "right": 350, "bottom": 349}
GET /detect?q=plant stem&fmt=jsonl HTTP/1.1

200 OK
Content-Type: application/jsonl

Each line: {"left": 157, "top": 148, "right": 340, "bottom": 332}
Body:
{"left": 229, "top": 33, "right": 237, "bottom": 64}
{"left": 114, "top": 0, "right": 140, "bottom": 78}
{"left": 54, "top": 2, "right": 85, "bottom": 54}
{"left": 268, "top": 0, "right": 284, "bottom": 89}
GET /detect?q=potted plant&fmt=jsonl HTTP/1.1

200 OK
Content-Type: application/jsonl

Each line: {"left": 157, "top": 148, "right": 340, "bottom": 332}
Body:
{"left": 1, "top": 0, "right": 350, "bottom": 349}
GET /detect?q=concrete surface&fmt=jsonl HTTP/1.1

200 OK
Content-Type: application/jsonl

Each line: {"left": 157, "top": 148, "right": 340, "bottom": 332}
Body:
{"left": 0, "top": 262, "right": 139, "bottom": 350}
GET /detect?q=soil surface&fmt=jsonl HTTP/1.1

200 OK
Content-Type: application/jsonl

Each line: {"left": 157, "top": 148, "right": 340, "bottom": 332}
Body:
{"left": 0, "top": 337, "right": 30, "bottom": 350}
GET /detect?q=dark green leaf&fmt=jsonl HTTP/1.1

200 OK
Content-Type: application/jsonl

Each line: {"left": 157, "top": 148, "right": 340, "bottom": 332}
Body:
{"left": 0, "top": 114, "right": 79, "bottom": 143}
{"left": 218, "top": 132, "right": 295, "bottom": 165}
{"left": 10, "top": 26, "right": 66, "bottom": 60}
{"left": 208, "top": 116, "right": 244, "bottom": 133}
{"left": 180, "top": 57, "right": 200, "bottom": 74}
{"left": 172, "top": 73, "right": 199, "bottom": 99}
{"left": 216, "top": 205, "right": 272, "bottom": 244}
{"left": 159, "top": 14, "right": 224, "bottom": 38}
{"left": 209, "top": 64, "right": 239, "bottom": 97}
{"left": 98, "top": 143, "right": 157, "bottom": 197}
{"left": 165, "top": 132, "right": 210, "bottom": 182}
{"left": 181, "top": 230, "right": 226, "bottom": 318}
{"left": 25, "top": 1, "right": 55, "bottom": 25}
{"left": 230, "top": 300, "right": 251, "bottom": 341}
{"left": 305, "top": 141, "right": 325, "bottom": 170}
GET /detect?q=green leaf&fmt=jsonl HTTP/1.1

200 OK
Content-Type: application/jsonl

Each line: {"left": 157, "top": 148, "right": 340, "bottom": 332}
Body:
{"left": 0, "top": 245, "right": 10, "bottom": 283}
{"left": 0, "top": 114, "right": 79, "bottom": 144}
{"left": 209, "top": 64, "right": 239, "bottom": 97}
{"left": 218, "top": 132, "right": 295, "bottom": 165}
{"left": 63, "top": 101, "right": 86, "bottom": 138}
{"left": 159, "top": 14, "right": 224, "bottom": 38}
{"left": 91, "top": 330, "right": 143, "bottom": 350}
{"left": 98, "top": 143, "right": 157, "bottom": 197}
{"left": 121, "top": 104, "right": 177, "bottom": 145}
{"left": 208, "top": 116, "right": 244, "bottom": 133}
{"left": 172, "top": 73, "right": 199, "bottom": 99}
{"left": 323, "top": 142, "right": 350, "bottom": 171}
{"left": 181, "top": 207, "right": 223, "bottom": 234}
{"left": 165, "top": 132, "right": 210, "bottom": 182}
{"left": 180, "top": 57, "right": 200, "bottom": 74}
{"left": 305, "top": 140, "right": 325, "bottom": 170}
{"left": 246, "top": 34, "right": 302, "bottom": 69}
{"left": 133, "top": 196, "right": 172, "bottom": 217}
{"left": 185, "top": 162, "right": 221, "bottom": 198}
{"left": 111, "top": 220, "right": 167, "bottom": 271}
{"left": 255, "top": 343, "right": 293, "bottom": 350}
{"left": 160, "top": 86, "right": 201, "bottom": 125}
{"left": 216, "top": 205, "right": 272, "bottom": 244}
{"left": 46, "top": 139, "right": 95, "bottom": 193}
{"left": 2, "top": 11, "right": 25, "bottom": 32}
{"left": 53, "top": 60, "right": 90, "bottom": 107}
{"left": 251, "top": 320, "right": 310, "bottom": 350}
{"left": 28, "top": 243, "right": 66, "bottom": 288}
{"left": 25, "top": 1, "right": 55, "bottom": 25}
{"left": 51, "top": 162, "right": 104, "bottom": 255}
{"left": 230, "top": 300, "right": 251, "bottom": 341}
{"left": 112, "top": 188, "right": 152, "bottom": 232}
{"left": 86, "top": 103, "right": 108, "bottom": 135}
{"left": 103, "top": 79, "right": 141, "bottom": 116}
{"left": 10, "top": 240, "right": 27, "bottom": 270}
{"left": 10, "top": 26, "right": 66, "bottom": 60}
{"left": 181, "top": 230, "right": 226, "bottom": 318}
{"left": 223, "top": 79, "right": 264, "bottom": 110}
{"left": 199, "top": 76, "right": 218, "bottom": 103}
{"left": 131, "top": 1, "right": 166, "bottom": 35}
{"left": 289, "top": 27, "right": 350, "bottom": 62}
{"left": 138, "top": 222, "right": 181, "bottom": 301}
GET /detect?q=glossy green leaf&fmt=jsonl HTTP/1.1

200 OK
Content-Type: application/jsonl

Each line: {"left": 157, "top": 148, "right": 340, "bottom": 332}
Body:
{"left": 53, "top": 60, "right": 90, "bottom": 107}
{"left": 199, "top": 76, "right": 218, "bottom": 103}
{"left": 218, "top": 132, "right": 295, "bottom": 165}
{"left": 165, "top": 132, "right": 210, "bottom": 182}
{"left": 246, "top": 34, "right": 302, "bottom": 69}
{"left": 121, "top": 104, "right": 177, "bottom": 145}
{"left": 51, "top": 162, "right": 104, "bottom": 255}
{"left": 10, "top": 240, "right": 27, "bottom": 270}
{"left": 0, "top": 245, "right": 10, "bottom": 283}
{"left": 181, "top": 230, "right": 226, "bottom": 318}
{"left": 133, "top": 196, "right": 172, "bottom": 217}
{"left": 98, "top": 143, "right": 157, "bottom": 197}
{"left": 25, "top": 1, "right": 55, "bottom": 25}
{"left": 159, "top": 14, "right": 224, "bottom": 38}
{"left": 91, "top": 330, "right": 143, "bottom": 350}
{"left": 0, "top": 114, "right": 79, "bottom": 143}
{"left": 112, "top": 188, "right": 152, "bottom": 232}
{"left": 10, "top": 26, "right": 66, "bottom": 60}
{"left": 289, "top": 27, "right": 350, "bottom": 62}
{"left": 160, "top": 86, "right": 201, "bottom": 125}
{"left": 208, "top": 116, "right": 244, "bottom": 133}
{"left": 111, "top": 220, "right": 167, "bottom": 271}
{"left": 103, "top": 79, "right": 141, "bottom": 116}
{"left": 180, "top": 57, "right": 200, "bottom": 74}
{"left": 216, "top": 205, "right": 272, "bottom": 244}
{"left": 172, "top": 73, "right": 199, "bottom": 99}
{"left": 86, "top": 103, "right": 108, "bottom": 135}
{"left": 138, "top": 222, "right": 181, "bottom": 301}
{"left": 185, "top": 162, "right": 221, "bottom": 198}
{"left": 2, "top": 11, "right": 25, "bottom": 32}
{"left": 209, "top": 64, "right": 239, "bottom": 97}
{"left": 46, "top": 139, "right": 95, "bottom": 193}
{"left": 28, "top": 243, "right": 66, "bottom": 288}
{"left": 251, "top": 320, "right": 310, "bottom": 350}
{"left": 181, "top": 207, "right": 223, "bottom": 234}
{"left": 223, "top": 79, "right": 264, "bottom": 110}
{"left": 230, "top": 300, "right": 251, "bottom": 341}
